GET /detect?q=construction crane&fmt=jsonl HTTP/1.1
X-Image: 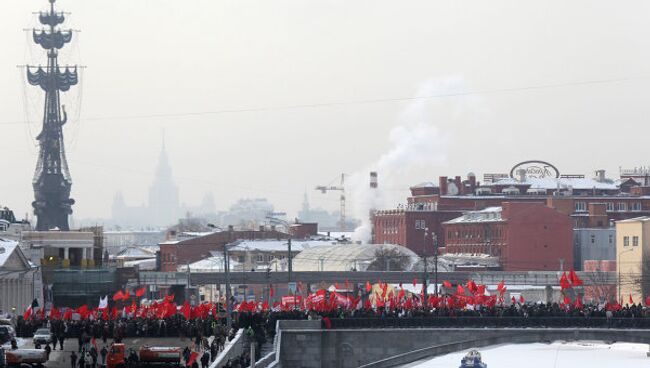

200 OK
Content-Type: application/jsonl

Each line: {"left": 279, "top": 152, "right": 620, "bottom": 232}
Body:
{"left": 315, "top": 173, "right": 346, "bottom": 232}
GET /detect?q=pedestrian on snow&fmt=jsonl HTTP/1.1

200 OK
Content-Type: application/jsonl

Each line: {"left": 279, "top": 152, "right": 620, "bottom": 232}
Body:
{"left": 70, "top": 351, "right": 77, "bottom": 368}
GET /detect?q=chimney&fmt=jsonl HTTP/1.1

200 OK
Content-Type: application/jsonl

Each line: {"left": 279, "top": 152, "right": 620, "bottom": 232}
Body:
{"left": 517, "top": 168, "right": 527, "bottom": 182}
{"left": 468, "top": 173, "right": 477, "bottom": 193}
{"left": 259, "top": 225, "right": 265, "bottom": 232}
{"left": 439, "top": 176, "right": 448, "bottom": 195}
{"left": 228, "top": 225, "right": 234, "bottom": 232}
{"left": 455, "top": 176, "right": 462, "bottom": 194}
{"left": 370, "top": 172, "right": 378, "bottom": 189}
{"left": 594, "top": 169, "right": 606, "bottom": 183}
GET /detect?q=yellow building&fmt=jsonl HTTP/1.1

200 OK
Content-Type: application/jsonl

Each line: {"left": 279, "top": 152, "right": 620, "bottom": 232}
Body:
{"left": 615, "top": 217, "right": 650, "bottom": 304}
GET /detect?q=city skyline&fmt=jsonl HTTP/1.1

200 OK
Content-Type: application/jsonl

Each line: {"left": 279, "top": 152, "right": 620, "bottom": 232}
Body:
{"left": 3, "top": 0, "right": 650, "bottom": 223}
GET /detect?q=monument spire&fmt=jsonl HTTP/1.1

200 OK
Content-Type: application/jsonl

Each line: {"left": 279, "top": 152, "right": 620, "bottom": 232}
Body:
{"left": 27, "top": 0, "right": 78, "bottom": 230}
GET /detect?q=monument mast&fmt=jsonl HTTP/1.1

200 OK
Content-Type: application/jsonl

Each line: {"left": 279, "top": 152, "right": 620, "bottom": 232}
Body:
{"left": 27, "top": 0, "right": 78, "bottom": 230}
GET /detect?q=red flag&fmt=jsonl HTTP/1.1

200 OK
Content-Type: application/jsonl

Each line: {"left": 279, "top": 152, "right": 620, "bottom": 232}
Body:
{"left": 559, "top": 272, "right": 571, "bottom": 290}
{"left": 297, "top": 282, "right": 303, "bottom": 293}
{"left": 269, "top": 285, "right": 274, "bottom": 298}
{"left": 467, "top": 280, "right": 478, "bottom": 294}
{"left": 63, "top": 309, "right": 73, "bottom": 321}
{"left": 335, "top": 282, "right": 340, "bottom": 290}
{"left": 187, "top": 352, "right": 198, "bottom": 366}
{"left": 629, "top": 294, "right": 634, "bottom": 305}
{"left": 477, "top": 285, "right": 486, "bottom": 295}
{"left": 569, "top": 269, "right": 583, "bottom": 286}
{"left": 646, "top": 296, "right": 650, "bottom": 306}
{"left": 365, "top": 281, "right": 372, "bottom": 293}
{"left": 122, "top": 290, "right": 131, "bottom": 301}
{"left": 519, "top": 295, "right": 525, "bottom": 304}
{"left": 412, "top": 278, "right": 417, "bottom": 287}
{"left": 181, "top": 302, "right": 191, "bottom": 319}
{"left": 50, "top": 306, "right": 60, "bottom": 320}
{"left": 23, "top": 306, "right": 33, "bottom": 320}
{"left": 574, "top": 296, "right": 583, "bottom": 309}
{"left": 398, "top": 289, "right": 405, "bottom": 300}
{"left": 164, "top": 294, "right": 175, "bottom": 303}
{"left": 112, "top": 290, "right": 124, "bottom": 302}
{"left": 563, "top": 295, "right": 572, "bottom": 306}
{"left": 443, "top": 280, "right": 452, "bottom": 289}
{"left": 111, "top": 307, "right": 118, "bottom": 320}
{"left": 135, "top": 287, "right": 146, "bottom": 297}
{"left": 456, "top": 284, "right": 465, "bottom": 295}
{"left": 497, "top": 280, "right": 505, "bottom": 292}
{"left": 511, "top": 296, "right": 516, "bottom": 304}
{"left": 38, "top": 307, "right": 45, "bottom": 320}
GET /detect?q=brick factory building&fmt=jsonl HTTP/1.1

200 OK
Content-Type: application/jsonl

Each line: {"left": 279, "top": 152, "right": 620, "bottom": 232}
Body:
{"left": 373, "top": 162, "right": 650, "bottom": 268}
{"left": 442, "top": 202, "right": 572, "bottom": 271}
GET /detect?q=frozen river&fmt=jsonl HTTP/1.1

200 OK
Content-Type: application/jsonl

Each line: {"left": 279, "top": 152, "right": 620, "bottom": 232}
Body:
{"left": 403, "top": 341, "right": 649, "bottom": 368}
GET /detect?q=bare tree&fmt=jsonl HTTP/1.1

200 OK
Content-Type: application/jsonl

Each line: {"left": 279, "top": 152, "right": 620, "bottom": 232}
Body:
{"left": 367, "top": 247, "right": 411, "bottom": 271}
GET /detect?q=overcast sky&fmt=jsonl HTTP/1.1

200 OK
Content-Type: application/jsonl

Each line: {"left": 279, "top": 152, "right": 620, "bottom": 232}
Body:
{"left": 2, "top": 0, "right": 650, "bottom": 223}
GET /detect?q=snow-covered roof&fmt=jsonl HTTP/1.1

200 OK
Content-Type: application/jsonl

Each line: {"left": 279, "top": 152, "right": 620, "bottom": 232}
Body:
{"left": 123, "top": 258, "right": 157, "bottom": 270}
{"left": 292, "top": 243, "right": 419, "bottom": 272}
{"left": 616, "top": 216, "right": 650, "bottom": 223}
{"left": 411, "top": 182, "right": 437, "bottom": 189}
{"left": 177, "top": 255, "right": 241, "bottom": 272}
{"left": 115, "top": 246, "right": 156, "bottom": 260}
{"left": 0, "top": 239, "right": 25, "bottom": 269}
{"left": 228, "top": 239, "right": 336, "bottom": 253}
{"left": 489, "top": 177, "right": 618, "bottom": 191}
{"left": 444, "top": 207, "right": 503, "bottom": 224}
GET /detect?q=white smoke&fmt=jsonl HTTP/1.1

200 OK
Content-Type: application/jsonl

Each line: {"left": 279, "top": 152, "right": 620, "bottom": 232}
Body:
{"left": 350, "top": 76, "right": 480, "bottom": 242}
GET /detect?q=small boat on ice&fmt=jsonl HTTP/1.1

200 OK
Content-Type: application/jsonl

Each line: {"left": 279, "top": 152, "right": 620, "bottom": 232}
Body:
{"left": 459, "top": 350, "right": 487, "bottom": 368}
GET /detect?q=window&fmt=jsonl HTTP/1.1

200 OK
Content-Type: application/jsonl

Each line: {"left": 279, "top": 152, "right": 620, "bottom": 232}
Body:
{"left": 415, "top": 220, "right": 426, "bottom": 229}
{"left": 624, "top": 236, "right": 630, "bottom": 247}
{"left": 606, "top": 202, "right": 614, "bottom": 212}
{"left": 633, "top": 236, "right": 639, "bottom": 246}
{"left": 632, "top": 202, "right": 642, "bottom": 211}
{"left": 609, "top": 234, "right": 613, "bottom": 244}
{"left": 617, "top": 203, "right": 627, "bottom": 212}
{"left": 575, "top": 202, "right": 587, "bottom": 212}
{"left": 590, "top": 234, "right": 595, "bottom": 244}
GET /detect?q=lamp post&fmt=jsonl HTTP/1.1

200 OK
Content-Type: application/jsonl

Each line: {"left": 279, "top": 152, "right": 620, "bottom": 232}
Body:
{"left": 618, "top": 248, "right": 634, "bottom": 303}
{"left": 223, "top": 240, "right": 241, "bottom": 331}
{"left": 266, "top": 216, "right": 295, "bottom": 306}
{"left": 433, "top": 233, "right": 439, "bottom": 297}
{"left": 423, "top": 227, "right": 428, "bottom": 307}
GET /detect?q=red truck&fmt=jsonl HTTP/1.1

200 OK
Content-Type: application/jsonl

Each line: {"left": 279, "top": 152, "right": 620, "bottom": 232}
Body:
{"left": 106, "top": 343, "right": 182, "bottom": 368}
{"left": 4, "top": 348, "right": 48, "bottom": 368}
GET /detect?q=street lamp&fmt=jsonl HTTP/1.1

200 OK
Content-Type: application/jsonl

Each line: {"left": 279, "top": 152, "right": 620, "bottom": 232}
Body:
{"left": 618, "top": 247, "right": 634, "bottom": 303}
{"left": 423, "top": 227, "right": 428, "bottom": 307}
{"left": 433, "top": 233, "right": 439, "bottom": 297}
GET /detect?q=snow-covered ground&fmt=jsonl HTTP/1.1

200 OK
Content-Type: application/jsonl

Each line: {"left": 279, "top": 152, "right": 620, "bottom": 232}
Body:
{"left": 403, "top": 341, "right": 649, "bottom": 368}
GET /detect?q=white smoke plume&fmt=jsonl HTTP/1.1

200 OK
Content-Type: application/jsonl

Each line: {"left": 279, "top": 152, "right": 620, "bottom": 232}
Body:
{"left": 350, "top": 76, "right": 480, "bottom": 242}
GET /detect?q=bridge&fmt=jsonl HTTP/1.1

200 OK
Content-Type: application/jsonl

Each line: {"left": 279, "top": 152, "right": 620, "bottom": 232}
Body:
{"left": 140, "top": 270, "right": 615, "bottom": 287}
{"left": 256, "top": 319, "right": 650, "bottom": 368}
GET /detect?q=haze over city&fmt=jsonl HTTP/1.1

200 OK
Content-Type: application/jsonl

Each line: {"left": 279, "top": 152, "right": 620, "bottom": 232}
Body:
{"left": 3, "top": 0, "right": 650, "bottom": 224}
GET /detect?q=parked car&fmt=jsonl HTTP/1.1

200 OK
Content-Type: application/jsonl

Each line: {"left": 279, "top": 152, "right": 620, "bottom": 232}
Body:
{"left": 32, "top": 328, "right": 51, "bottom": 346}
{"left": 0, "top": 325, "right": 15, "bottom": 345}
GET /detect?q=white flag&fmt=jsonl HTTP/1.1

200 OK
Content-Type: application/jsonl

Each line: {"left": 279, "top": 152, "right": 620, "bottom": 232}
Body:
{"left": 98, "top": 296, "right": 108, "bottom": 309}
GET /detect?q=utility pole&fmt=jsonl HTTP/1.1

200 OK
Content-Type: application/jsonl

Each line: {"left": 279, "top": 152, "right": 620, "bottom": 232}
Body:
{"left": 433, "top": 233, "right": 439, "bottom": 296}
{"left": 423, "top": 227, "right": 428, "bottom": 307}
{"left": 224, "top": 242, "right": 233, "bottom": 331}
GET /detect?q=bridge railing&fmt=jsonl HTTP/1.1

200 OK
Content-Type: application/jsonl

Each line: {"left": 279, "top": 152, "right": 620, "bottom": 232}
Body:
{"left": 329, "top": 316, "right": 650, "bottom": 329}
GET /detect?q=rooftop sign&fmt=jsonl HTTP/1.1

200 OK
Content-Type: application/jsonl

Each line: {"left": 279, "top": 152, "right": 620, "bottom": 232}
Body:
{"left": 510, "top": 160, "right": 560, "bottom": 179}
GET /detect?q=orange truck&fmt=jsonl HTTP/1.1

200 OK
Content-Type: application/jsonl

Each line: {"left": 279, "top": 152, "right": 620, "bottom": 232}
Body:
{"left": 4, "top": 348, "right": 48, "bottom": 368}
{"left": 106, "top": 343, "right": 182, "bottom": 368}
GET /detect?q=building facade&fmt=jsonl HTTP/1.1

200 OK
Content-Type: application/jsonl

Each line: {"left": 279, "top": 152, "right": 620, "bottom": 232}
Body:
{"left": 615, "top": 217, "right": 650, "bottom": 304}
{"left": 0, "top": 239, "right": 41, "bottom": 314}
{"left": 441, "top": 202, "right": 573, "bottom": 271}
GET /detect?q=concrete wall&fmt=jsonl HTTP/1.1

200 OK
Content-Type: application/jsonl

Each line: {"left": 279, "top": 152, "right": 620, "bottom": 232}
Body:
{"left": 209, "top": 329, "right": 244, "bottom": 368}
{"left": 276, "top": 321, "right": 650, "bottom": 368}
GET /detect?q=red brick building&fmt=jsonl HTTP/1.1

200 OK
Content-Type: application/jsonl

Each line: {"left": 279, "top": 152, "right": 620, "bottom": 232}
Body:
{"left": 442, "top": 202, "right": 573, "bottom": 271}
{"left": 159, "top": 228, "right": 288, "bottom": 272}
{"left": 373, "top": 171, "right": 650, "bottom": 259}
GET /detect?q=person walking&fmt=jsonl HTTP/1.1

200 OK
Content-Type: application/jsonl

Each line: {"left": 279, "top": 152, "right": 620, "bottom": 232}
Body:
{"left": 100, "top": 346, "right": 108, "bottom": 367}
{"left": 70, "top": 351, "right": 77, "bottom": 368}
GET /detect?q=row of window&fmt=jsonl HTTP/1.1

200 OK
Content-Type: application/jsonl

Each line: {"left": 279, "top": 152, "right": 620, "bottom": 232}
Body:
{"left": 589, "top": 234, "right": 614, "bottom": 244}
{"left": 414, "top": 220, "right": 427, "bottom": 229}
{"left": 623, "top": 236, "right": 639, "bottom": 247}
{"left": 574, "top": 202, "right": 642, "bottom": 212}
{"left": 446, "top": 227, "right": 504, "bottom": 241}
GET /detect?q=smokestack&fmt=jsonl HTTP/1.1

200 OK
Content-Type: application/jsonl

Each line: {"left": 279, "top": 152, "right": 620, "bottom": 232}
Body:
{"left": 517, "top": 169, "right": 527, "bottom": 182}
{"left": 439, "top": 176, "right": 448, "bottom": 195}
{"left": 468, "top": 173, "right": 477, "bottom": 193}
{"left": 370, "top": 172, "right": 378, "bottom": 189}
{"left": 594, "top": 169, "right": 606, "bottom": 183}
{"left": 454, "top": 176, "right": 462, "bottom": 195}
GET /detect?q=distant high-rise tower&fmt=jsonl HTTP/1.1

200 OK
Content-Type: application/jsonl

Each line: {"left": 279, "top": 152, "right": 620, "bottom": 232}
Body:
{"left": 27, "top": 0, "right": 78, "bottom": 231}
{"left": 148, "top": 141, "right": 180, "bottom": 225}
